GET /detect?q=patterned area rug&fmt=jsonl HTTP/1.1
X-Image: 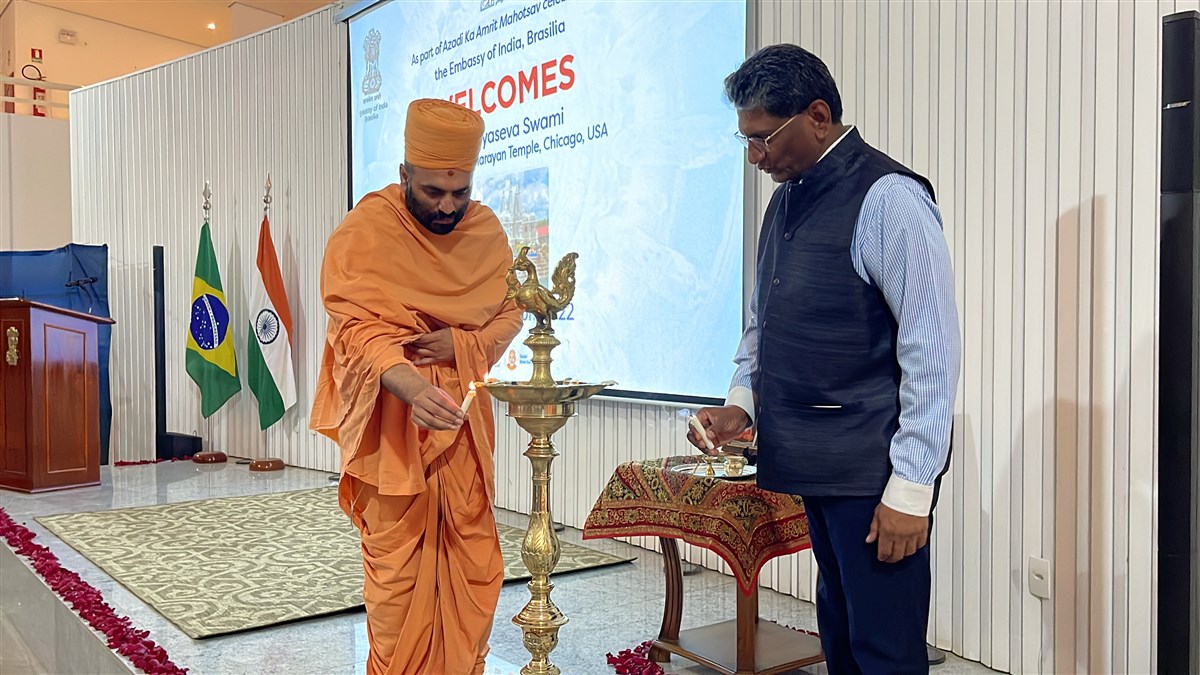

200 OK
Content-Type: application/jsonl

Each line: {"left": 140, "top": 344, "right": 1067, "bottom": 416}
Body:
{"left": 36, "top": 487, "right": 633, "bottom": 639}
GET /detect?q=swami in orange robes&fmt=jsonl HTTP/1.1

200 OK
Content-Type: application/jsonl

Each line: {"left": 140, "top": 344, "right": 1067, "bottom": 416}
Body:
{"left": 311, "top": 100, "right": 522, "bottom": 675}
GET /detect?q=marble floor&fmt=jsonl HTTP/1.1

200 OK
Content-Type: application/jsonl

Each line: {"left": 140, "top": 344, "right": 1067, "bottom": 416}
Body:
{"left": 0, "top": 462, "right": 998, "bottom": 675}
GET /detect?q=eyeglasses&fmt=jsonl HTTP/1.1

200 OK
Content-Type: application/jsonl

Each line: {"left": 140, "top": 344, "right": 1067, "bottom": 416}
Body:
{"left": 734, "top": 113, "right": 800, "bottom": 155}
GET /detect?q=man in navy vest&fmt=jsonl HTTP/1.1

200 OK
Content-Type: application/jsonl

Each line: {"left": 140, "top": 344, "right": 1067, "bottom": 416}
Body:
{"left": 689, "top": 45, "right": 961, "bottom": 673}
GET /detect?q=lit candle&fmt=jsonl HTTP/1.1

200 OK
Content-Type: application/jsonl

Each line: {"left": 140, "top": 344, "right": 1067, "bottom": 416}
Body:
{"left": 460, "top": 381, "right": 478, "bottom": 415}
{"left": 687, "top": 414, "right": 715, "bottom": 451}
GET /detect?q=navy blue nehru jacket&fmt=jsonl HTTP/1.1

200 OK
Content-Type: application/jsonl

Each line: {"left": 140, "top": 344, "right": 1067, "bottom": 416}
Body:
{"left": 751, "top": 128, "right": 944, "bottom": 498}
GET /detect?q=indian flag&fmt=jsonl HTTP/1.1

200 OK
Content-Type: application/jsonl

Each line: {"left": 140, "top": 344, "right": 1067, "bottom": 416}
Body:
{"left": 246, "top": 215, "right": 297, "bottom": 430}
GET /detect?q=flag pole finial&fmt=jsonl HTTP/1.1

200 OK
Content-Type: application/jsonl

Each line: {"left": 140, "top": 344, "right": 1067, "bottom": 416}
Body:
{"left": 202, "top": 181, "right": 212, "bottom": 223}
{"left": 263, "top": 174, "right": 272, "bottom": 216}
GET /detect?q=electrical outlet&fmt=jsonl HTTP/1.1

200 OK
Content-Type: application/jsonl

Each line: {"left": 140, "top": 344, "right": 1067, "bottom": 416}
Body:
{"left": 1028, "top": 556, "right": 1052, "bottom": 599}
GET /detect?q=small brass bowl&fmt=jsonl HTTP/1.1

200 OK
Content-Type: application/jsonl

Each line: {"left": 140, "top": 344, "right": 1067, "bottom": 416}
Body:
{"left": 725, "top": 455, "right": 747, "bottom": 476}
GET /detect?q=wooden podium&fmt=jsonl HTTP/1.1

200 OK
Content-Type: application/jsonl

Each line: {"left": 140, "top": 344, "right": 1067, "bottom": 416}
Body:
{"left": 0, "top": 299, "right": 114, "bottom": 492}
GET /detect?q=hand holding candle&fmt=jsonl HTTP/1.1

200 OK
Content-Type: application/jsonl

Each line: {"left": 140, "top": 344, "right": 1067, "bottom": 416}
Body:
{"left": 687, "top": 413, "right": 717, "bottom": 453}
{"left": 682, "top": 406, "right": 753, "bottom": 456}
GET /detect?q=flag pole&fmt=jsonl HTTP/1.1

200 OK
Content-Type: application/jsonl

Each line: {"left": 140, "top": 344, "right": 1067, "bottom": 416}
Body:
{"left": 194, "top": 180, "right": 228, "bottom": 465}
{"left": 250, "top": 173, "right": 285, "bottom": 473}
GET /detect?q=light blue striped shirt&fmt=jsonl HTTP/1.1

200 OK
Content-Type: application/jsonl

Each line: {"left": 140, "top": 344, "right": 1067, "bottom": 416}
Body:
{"left": 727, "top": 159, "right": 961, "bottom": 516}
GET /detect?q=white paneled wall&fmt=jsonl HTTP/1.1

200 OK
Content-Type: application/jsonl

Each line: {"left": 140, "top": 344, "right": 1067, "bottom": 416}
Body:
{"left": 72, "top": 7, "right": 347, "bottom": 472}
{"left": 500, "top": 1, "right": 1194, "bottom": 673}
{"left": 70, "top": 1, "right": 1200, "bottom": 673}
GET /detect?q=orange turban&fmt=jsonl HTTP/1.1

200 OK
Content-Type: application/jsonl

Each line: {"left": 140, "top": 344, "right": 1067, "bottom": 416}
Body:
{"left": 404, "top": 99, "right": 484, "bottom": 172}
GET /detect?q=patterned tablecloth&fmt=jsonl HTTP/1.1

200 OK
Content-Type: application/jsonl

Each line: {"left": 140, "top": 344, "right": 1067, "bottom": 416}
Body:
{"left": 582, "top": 456, "right": 810, "bottom": 594}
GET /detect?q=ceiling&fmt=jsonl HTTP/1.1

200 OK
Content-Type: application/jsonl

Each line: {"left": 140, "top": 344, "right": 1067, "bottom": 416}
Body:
{"left": 28, "top": 0, "right": 335, "bottom": 47}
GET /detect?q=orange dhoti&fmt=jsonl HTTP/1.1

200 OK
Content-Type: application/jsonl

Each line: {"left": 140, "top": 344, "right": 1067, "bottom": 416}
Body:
{"left": 310, "top": 181, "right": 523, "bottom": 674}
{"left": 341, "top": 429, "right": 503, "bottom": 675}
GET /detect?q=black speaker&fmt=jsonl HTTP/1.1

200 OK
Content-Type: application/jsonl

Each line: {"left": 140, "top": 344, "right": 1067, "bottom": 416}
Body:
{"left": 1163, "top": 13, "right": 1200, "bottom": 193}
{"left": 1160, "top": 10, "right": 1200, "bottom": 674}
{"left": 154, "top": 246, "right": 166, "bottom": 454}
{"left": 161, "top": 431, "right": 202, "bottom": 460}
{"left": 153, "top": 246, "right": 201, "bottom": 460}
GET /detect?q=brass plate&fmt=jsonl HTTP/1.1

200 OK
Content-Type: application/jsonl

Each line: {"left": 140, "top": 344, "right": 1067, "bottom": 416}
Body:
{"left": 669, "top": 463, "right": 757, "bottom": 480}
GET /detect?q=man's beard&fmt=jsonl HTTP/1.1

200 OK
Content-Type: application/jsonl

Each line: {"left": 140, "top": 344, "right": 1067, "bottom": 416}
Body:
{"left": 406, "top": 184, "right": 468, "bottom": 235}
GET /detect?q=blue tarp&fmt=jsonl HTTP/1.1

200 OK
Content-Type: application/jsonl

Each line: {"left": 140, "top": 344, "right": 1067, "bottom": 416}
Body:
{"left": 0, "top": 244, "right": 113, "bottom": 463}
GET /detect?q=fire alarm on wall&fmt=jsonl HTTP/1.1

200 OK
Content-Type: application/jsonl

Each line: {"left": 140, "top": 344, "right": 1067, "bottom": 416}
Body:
{"left": 30, "top": 48, "right": 42, "bottom": 63}
{"left": 58, "top": 30, "right": 77, "bottom": 45}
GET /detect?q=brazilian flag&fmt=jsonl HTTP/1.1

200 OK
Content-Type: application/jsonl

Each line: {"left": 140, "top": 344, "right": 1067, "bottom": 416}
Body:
{"left": 185, "top": 222, "right": 240, "bottom": 417}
